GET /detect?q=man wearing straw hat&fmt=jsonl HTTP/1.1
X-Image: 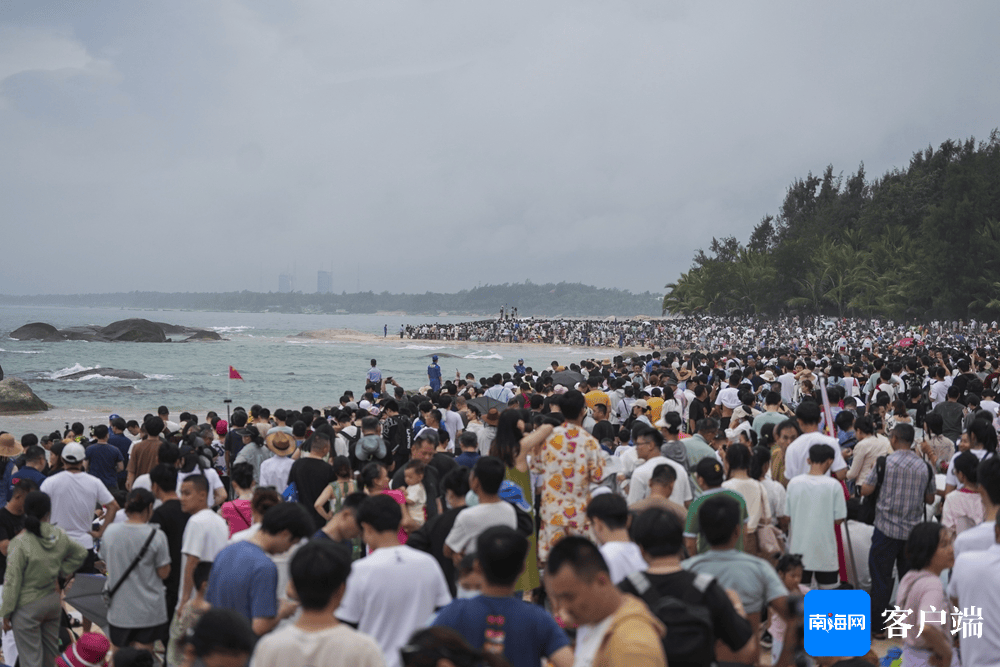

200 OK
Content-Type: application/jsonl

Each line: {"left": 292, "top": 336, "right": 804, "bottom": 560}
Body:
{"left": 259, "top": 433, "right": 297, "bottom": 494}
{"left": 0, "top": 434, "right": 23, "bottom": 511}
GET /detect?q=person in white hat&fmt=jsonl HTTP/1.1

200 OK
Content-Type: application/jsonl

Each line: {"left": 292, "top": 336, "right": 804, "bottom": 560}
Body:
{"left": 40, "top": 442, "right": 120, "bottom": 578}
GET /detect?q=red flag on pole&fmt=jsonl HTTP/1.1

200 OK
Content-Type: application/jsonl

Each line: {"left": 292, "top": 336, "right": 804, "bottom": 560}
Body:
{"left": 229, "top": 366, "right": 244, "bottom": 380}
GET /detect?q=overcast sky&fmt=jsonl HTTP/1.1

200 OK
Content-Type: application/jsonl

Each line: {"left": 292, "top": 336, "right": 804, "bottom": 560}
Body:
{"left": 1, "top": 1, "right": 998, "bottom": 296}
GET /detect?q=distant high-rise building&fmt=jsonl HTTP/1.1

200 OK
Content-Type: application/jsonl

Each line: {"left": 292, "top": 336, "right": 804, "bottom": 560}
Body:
{"left": 317, "top": 270, "right": 333, "bottom": 294}
{"left": 278, "top": 274, "right": 293, "bottom": 293}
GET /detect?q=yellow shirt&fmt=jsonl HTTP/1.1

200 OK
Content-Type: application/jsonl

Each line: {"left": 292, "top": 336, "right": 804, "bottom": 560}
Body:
{"left": 585, "top": 390, "right": 611, "bottom": 411}
{"left": 646, "top": 397, "right": 664, "bottom": 423}
{"left": 594, "top": 594, "right": 667, "bottom": 667}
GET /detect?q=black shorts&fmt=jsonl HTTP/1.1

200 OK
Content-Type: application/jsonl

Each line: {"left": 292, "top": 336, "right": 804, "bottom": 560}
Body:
{"left": 108, "top": 622, "right": 168, "bottom": 648}
{"left": 801, "top": 569, "right": 839, "bottom": 587}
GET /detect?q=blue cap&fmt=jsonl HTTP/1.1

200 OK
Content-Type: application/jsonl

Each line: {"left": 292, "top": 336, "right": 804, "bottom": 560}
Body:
{"left": 432, "top": 355, "right": 438, "bottom": 361}
{"left": 109, "top": 414, "right": 121, "bottom": 421}
{"left": 499, "top": 481, "right": 531, "bottom": 512}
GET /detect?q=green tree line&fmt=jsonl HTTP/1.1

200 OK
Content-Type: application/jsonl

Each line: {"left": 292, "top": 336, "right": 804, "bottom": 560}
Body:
{"left": 664, "top": 131, "right": 1000, "bottom": 320}
{"left": 0, "top": 282, "right": 663, "bottom": 317}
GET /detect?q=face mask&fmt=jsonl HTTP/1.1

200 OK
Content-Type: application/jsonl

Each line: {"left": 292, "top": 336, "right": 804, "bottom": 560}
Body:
{"left": 456, "top": 585, "right": 479, "bottom": 599}
{"left": 465, "top": 490, "right": 480, "bottom": 507}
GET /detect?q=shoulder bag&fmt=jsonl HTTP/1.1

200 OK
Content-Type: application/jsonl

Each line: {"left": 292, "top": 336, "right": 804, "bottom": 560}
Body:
{"left": 856, "top": 456, "right": 887, "bottom": 525}
{"left": 102, "top": 527, "right": 157, "bottom": 607}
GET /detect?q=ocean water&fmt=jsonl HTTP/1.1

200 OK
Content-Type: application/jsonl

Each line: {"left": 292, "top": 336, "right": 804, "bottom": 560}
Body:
{"left": 0, "top": 305, "right": 599, "bottom": 436}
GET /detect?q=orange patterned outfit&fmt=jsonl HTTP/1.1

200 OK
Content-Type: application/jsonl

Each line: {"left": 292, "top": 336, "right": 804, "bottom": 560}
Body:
{"left": 530, "top": 424, "right": 605, "bottom": 563}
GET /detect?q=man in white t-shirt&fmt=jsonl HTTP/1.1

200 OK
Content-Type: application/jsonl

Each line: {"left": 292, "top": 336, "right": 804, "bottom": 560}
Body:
{"left": 777, "top": 364, "right": 797, "bottom": 405}
{"left": 158, "top": 405, "right": 180, "bottom": 434}
{"left": 785, "top": 442, "right": 847, "bottom": 589}
{"left": 336, "top": 495, "right": 451, "bottom": 667}
{"left": 928, "top": 368, "right": 949, "bottom": 408}
{"left": 40, "top": 443, "right": 120, "bottom": 555}
{"left": 443, "top": 457, "right": 516, "bottom": 560}
{"left": 627, "top": 429, "right": 691, "bottom": 507}
{"left": 783, "top": 402, "right": 848, "bottom": 482}
{"left": 586, "top": 493, "right": 646, "bottom": 584}
{"left": 177, "top": 474, "right": 229, "bottom": 612}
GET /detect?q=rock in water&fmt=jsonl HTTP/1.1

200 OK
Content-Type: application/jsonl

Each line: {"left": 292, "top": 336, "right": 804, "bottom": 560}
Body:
{"left": 183, "top": 330, "right": 223, "bottom": 342}
{"left": 9, "top": 322, "right": 60, "bottom": 341}
{"left": 58, "top": 326, "right": 104, "bottom": 341}
{"left": 0, "top": 363, "right": 3, "bottom": 381}
{"left": 10, "top": 320, "right": 219, "bottom": 343}
{"left": 59, "top": 368, "right": 147, "bottom": 381}
{"left": 0, "top": 378, "right": 49, "bottom": 414}
{"left": 99, "top": 319, "right": 167, "bottom": 343}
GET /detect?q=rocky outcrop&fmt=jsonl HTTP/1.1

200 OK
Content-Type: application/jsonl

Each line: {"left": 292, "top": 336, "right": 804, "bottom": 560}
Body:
{"left": 9, "top": 322, "right": 60, "bottom": 341}
{"left": 100, "top": 319, "right": 167, "bottom": 343}
{"left": 7, "top": 319, "right": 219, "bottom": 343}
{"left": 183, "top": 330, "right": 223, "bottom": 342}
{"left": 157, "top": 322, "right": 196, "bottom": 335}
{"left": 59, "top": 368, "right": 147, "bottom": 381}
{"left": 0, "top": 378, "right": 49, "bottom": 414}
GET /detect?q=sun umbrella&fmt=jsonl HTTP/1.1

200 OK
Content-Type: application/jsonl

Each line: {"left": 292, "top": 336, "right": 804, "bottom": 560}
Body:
{"left": 896, "top": 337, "right": 914, "bottom": 348}
{"left": 467, "top": 396, "right": 507, "bottom": 415}
{"left": 63, "top": 573, "right": 110, "bottom": 633}
{"left": 551, "top": 370, "right": 585, "bottom": 387}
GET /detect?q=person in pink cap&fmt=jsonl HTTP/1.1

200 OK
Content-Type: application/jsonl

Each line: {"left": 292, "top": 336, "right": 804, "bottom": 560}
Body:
{"left": 55, "top": 632, "right": 110, "bottom": 667}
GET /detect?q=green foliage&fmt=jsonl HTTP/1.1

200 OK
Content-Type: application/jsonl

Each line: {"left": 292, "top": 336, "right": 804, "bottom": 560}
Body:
{"left": 663, "top": 131, "right": 1000, "bottom": 319}
{"left": 0, "top": 283, "right": 663, "bottom": 317}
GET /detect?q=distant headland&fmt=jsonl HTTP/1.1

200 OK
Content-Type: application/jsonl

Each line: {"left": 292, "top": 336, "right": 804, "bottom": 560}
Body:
{"left": 0, "top": 282, "right": 664, "bottom": 318}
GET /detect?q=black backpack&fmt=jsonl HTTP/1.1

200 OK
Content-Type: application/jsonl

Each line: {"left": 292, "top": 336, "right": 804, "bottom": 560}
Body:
{"left": 856, "top": 456, "right": 886, "bottom": 525}
{"left": 625, "top": 570, "right": 716, "bottom": 667}
{"left": 341, "top": 426, "right": 362, "bottom": 471}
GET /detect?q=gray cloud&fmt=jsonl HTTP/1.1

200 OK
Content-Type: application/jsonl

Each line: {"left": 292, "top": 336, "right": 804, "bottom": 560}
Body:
{"left": 1, "top": 1, "right": 998, "bottom": 295}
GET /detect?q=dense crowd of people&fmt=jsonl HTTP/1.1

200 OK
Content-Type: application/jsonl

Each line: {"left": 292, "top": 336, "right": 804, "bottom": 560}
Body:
{"left": 2, "top": 317, "right": 1000, "bottom": 667}
{"left": 402, "top": 314, "right": 1000, "bottom": 351}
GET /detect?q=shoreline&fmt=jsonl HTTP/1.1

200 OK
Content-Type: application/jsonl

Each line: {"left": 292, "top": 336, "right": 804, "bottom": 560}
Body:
{"left": 290, "top": 329, "right": 652, "bottom": 355}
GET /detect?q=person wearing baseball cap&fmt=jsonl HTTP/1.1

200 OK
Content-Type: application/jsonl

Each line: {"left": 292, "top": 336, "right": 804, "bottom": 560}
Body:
{"left": 631, "top": 399, "right": 653, "bottom": 428}
{"left": 40, "top": 441, "right": 121, "bottom": 577}
{"left": 427, "top": 355, "right": 442, "bottom": 392}
{"left": 681, "top": 458, "right": 749, "bottom": 556}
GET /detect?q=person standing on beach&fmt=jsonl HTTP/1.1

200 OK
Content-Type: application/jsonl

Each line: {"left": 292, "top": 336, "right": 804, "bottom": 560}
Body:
{"left": 428, "top": 355, "right": 442, "bottom": 392}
